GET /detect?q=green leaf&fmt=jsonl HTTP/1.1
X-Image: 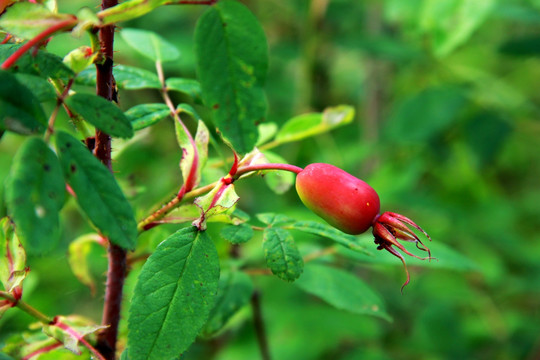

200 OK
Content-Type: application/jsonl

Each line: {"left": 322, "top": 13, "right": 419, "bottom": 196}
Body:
{"left": 0, "top": 217, "right": 28, "bottom": 293}
{"left": 201, "top": 270, "right": 253, "bottom": 337}
{"left": 121, "top": 28, "right": 180, "bottom": 63}
{"left": 64, "top": 93, "right": 134, "bottom": 138}
{"left": 55, "top": 131, "right": 137, "bottom": 250}
{"left": 0, "top": 44, "right": 74, "bottom": 80}
{"left": 499, "top": 35, "right": 540, "bottom": 57}
{"left": 385, "top": 86, "right": 467, "bottom": 144}
{"left": 295, "top": 263, "right": 391, "bottom": 321}
{"left": 76, "top": 64, "right": 161, "bottom": 90}
{"left": 175, "top": 119, "right": 209, "bottom": 190}
{"left": 128, "top": 227, "right": 219, "bottom": 360}
{"left": 274, "top": 105, "right": 355, "bottom": 144}
{"left": 262, "top": 227, "right": 303, "bottom": 282}
{"left": 256, "top": 213, "right": 295, "bottom": 227}
{"left": 125, "top": 103, "right": 170, "bottom": 131}
{"left": 220, "top": 223, "right": 254, "bottom": 244}
{"left": 67, "top": 234, "right": 103, "bottom": 295}
{"left": 339, "top": 239, "right": 479, "bottom": 272}
{"left": 195, "top": 0, "right": 268, "bottom": 154}
{"left": 256, "top": 122, "right": 278, "bottom": 146}
{"left": 420, "top": 0, "right": 495, "bottom": 57}
{"left": 261, "top": 151, "right": 295, "bottom": 194}
{"left": 287, "top": 221, "right": 370, "bottom": 255}
{"left": 14, "top": 73, "right": 56, "bottom": 102}
{"left": 0, "top": 70, "right": 46, "bottom": 135}
{"left": 0, "top": 2, "right": 73, "bottom": 39}
{"left": 63, "top": 46, "right": 98, "bottom": 74}
{"left": 5, "top": 138, "right": 65, "bottom": 254}
{"left": 166, "top": 78, "right": 202, "bottom": 103}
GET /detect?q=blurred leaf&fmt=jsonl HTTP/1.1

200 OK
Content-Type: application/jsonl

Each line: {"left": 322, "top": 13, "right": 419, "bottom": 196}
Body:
{"left": 67, "top": 234, "right": 103, "bottom": 295}
{"left": 355, "top": 36, "right": 421, "bottom": 62}
{"left": 99, "top": 0, "right": 167, "bottom": 25}
{"left": 128, "top": 227, "right": 219, "bottom": 360}
{"left": 201, "top": 270, "right": 253, "bottom": 337}
{"left": 464, "top": 111, "right": 513, "bottom": 167}
{"left": 256, "top": 122, "right": 278, "bottom": 146}
{"left": 0, "top": 2, "right": 73, "bottom": 39}
{"left": 55, "top": 131, "right": 137, "bottom": 250}
{"left": 274, "top": 105, "right": 354, "bottom": 144}
{"left": 295, "top": 263, "right": 391, "bottom": 321}
{"left": 420, "top": 0, "right": 494, "bottom": 57}
{"left": 0, "top": 70, "right": 46, "bottom": 135}
{"left": 5, "top": 138, "right": 65, "bottom": 254}
{"left": 63, "top": 46, "right": 98, "bottom": 74}
{"left": 385, "top": 86, "right": 467, "bottom": 144}
{"left": 77, "top": 64, "right": 161, "bottom": 90}
{"left": 340, "top": 238, "right": 479, "bottom": 272}
{"left": 14, "top": 73, "right": 56, "bottom": 102}
{"left": 499, "top": 35, "right": 540, "bottom": 57}
{"left": 121, "top": 28, "right": 180, "bottom": 63}
{"left": 492, "top": 3, "right": 540, "bottom": 24}
{"left": 220, "top": 223, "right": 254, "bottom": 244}
{"left": 65, "top": 93, "right": 134, "bottom": 138}
{"left": 256, "top": 212, "right": 295, "bottom": 227}
{"left": 125, "top": 103, "right": 170, "bottom": 130}
{"left": 166, "top": 78, "right": 202, "bottom": 103}
{"left": 177, "top": 103, "right": 202, "bottom": 123}
{"left": 261, "top": 151, "right": 295, "bottom": 194}
{"left": 262, "top": 227, "right": 303, "bottom": 282}
{"left": 0, "top": 218, "right": 27, "bottom": 293}
{"left": 195, "top": 0, "right": 268, "bottom": 154}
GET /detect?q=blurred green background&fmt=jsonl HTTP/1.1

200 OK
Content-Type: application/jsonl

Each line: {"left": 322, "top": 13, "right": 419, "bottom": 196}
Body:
{"left": 2, "top": 0, "right": 540, "bottom": 359}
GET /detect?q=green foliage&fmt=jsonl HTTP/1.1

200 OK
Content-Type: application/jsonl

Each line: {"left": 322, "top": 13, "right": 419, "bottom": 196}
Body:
{"left": 125, "top": 103, "right": 170, "bottom": 131}
{"left": 55, "top": 131, "right": 137, "bottom": 250}
{"left": 5, "top": 138, "right": 65, "bottom": 254}
{"left": 128, "top": 227, "right": 219, "bottom": 360}
{"left": 121, "top": 28, "right": 180, "bottom": 63}
{"left": 262, "top": 227, "right": 303, "bottom": 282}
{"left": 194, "top": 0, "right": 268, "bottom": 154}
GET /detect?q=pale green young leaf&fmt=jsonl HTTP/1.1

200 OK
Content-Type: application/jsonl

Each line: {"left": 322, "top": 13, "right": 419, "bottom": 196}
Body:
{"left": 193, "top": 182, "right": 239, "bottom": 231}
{"left": 201, "top": 270, "right": 254, "bottom": 337}
{"left": 0, "top": 2, "right": 73, "bottom": 39}
{"left": 166, "top": 78, "right": 202, "bottom": 103}
{"left": 295, "top": 263, "right": 391, "bottom": 321}
{"left": 63, "top": 46, "right": 98, "bottom": 74}
{"left": 125, "top": 103, "right": 170, "bottom": 130}
{"left": 220, "top": 223, "right": 254, "bottom": 244}
{"left": 5, "top": 138, "right": 65, "bottom": 254}
{"left": 195, "top": 0, "right": 268, "bottom": 154}
{"left": 261, "top": 151, "right": 295, "bottom": 194}
{"left": 76, "top": 64, "right": 161, "bottom": 90}
{"left": 121, "top": 28, "right": 180, "bottom": 63}
{"left": 67, "top": 234, "right": 103, "bottom": 296}
{"left": 256, "top": 122, "right": 278, "bottom": 146}
{"left": 65, "top": 93, "right": 134, "bottom": 138}
{"left": 287, "top": 221, "right": 370, "bottom": 255}
{"left": 55, "top": 131, "right": 137, "bottom": 250}
{"left": 175, "top": 119, "right": 209, "bottom": 189}
{"left": 99, "top": 0, "right": 167, "bottom": 26}
{"left": 274, "top": 105, "right": 355, "bottom": 144}
{"left": 0, "top": 218, "right": 27, "bottom": 292}
{"left": 0, "top": 70, "right": 46, "bottom": 135}
{"left": 262, "top": 227, "right": 303, "bottom": 282}
{"left": 128, "top": 227, "right": 219, "bottom": 360}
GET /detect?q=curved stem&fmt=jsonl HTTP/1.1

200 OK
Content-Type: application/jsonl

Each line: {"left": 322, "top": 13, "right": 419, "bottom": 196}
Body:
{"left": 0, "top": 291, "right": 53, "bottom": 324}
{"left": 1, "top": 17, "right": 77, "bottom": 70}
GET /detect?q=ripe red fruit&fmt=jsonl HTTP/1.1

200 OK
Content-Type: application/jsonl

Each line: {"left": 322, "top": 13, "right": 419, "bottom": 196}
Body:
{"left": 296, "top": 163, "right": 432, "bottom": 290}
{"left": 296, "top": 163, "right": 380, "bottom": 235}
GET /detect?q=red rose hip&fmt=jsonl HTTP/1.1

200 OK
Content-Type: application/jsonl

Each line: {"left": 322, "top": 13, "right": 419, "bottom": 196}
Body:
{"left": 295, "top": 163, "right": 380, "bottom": 235}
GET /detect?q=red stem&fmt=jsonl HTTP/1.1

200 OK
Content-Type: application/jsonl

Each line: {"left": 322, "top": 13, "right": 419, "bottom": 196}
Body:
{"left": 1, "top": 17, "right": 77, "bottom": 70}
{"left": 236, "top": 163, "right": 303, "bottom": 177}
{"left": 22, "top": 342, "right": 63, "bottom": 360}
{"left": 54, "top": 319, "right": 107, "bottom": 360}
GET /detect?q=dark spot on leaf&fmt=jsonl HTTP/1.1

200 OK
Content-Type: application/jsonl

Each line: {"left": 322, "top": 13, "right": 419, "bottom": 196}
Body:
{"left": 213, "top": 104, "right": 220, "bottom": 109}
{"left": 43, "top": 164, "right": 50, "bottom": 172}
{"left": 48, "top": 192, "right": 56, "bottom": 199}
{"left": 66, "top": 142, "right": 71, "bottom": 148}
{"left": 70, "top": 164, "right": 77, "bottom": 173}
